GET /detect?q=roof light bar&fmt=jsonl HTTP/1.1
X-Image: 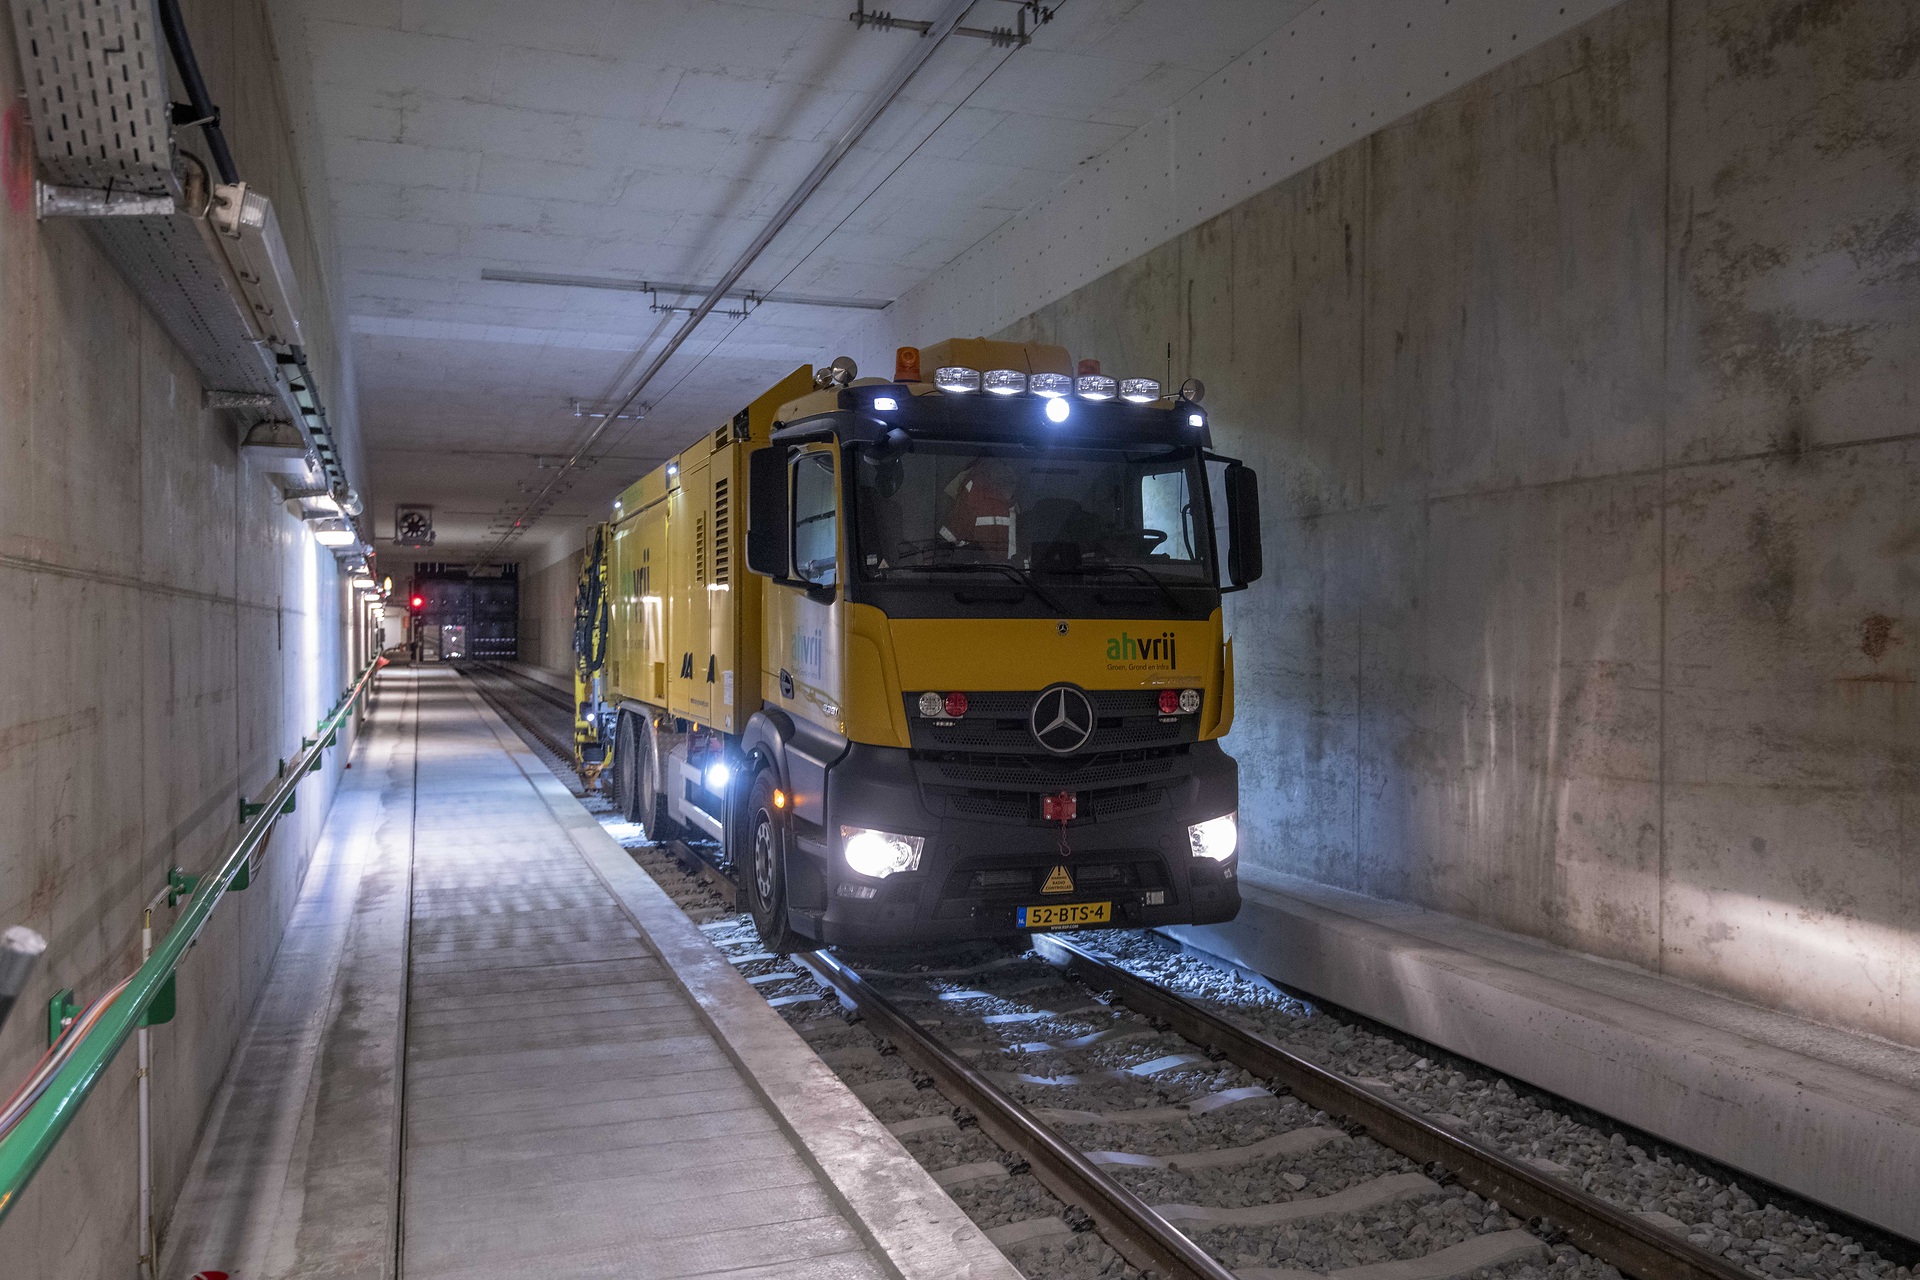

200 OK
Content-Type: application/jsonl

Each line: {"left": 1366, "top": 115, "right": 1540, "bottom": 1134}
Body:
{"left": 1120, "top": 377, "right": 1162, "bottom": 403}
{"left": 934, "top": 366, "right": 980, "bottom": 393}
{"left": 983, "top": 369, "right": 1026, "bottom": 395}
{"left": 1028, "top": 372, "right": 1071, "bottom": 398}
{"left": 1075, "top": 374, "right": 1116, "bottom": 400}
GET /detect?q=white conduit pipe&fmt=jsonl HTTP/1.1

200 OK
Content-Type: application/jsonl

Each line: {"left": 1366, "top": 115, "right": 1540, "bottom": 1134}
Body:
{"left": 137, "top": 881, "right": 169, "bottom": 1280}
{"left": 476, "top": 0, "right": 981, "bottom": 567}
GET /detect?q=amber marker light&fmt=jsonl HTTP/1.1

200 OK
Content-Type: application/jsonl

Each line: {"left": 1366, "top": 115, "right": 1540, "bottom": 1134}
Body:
{"left": 773, "top": 789, "right": 788, "bottom": 810}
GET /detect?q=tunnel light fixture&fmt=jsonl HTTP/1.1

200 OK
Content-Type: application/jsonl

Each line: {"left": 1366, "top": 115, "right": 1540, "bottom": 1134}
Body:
{"left": 1120, "top": 378, "right": 1162, "bottom": 403}
{"left": 1045, "top": 397, "right": 1071, "bottom": 424}
{"left": 1028, "top": 372, "right": 1071, "bottom": 398}
{"left": 934, "top": 366, "right": 980, "bottom": 393}
{"left": 983, "top": 369, "right": 1026, "bottom": 395}
{"left": 314, "top": 529, "right": 356, "bottom": 548}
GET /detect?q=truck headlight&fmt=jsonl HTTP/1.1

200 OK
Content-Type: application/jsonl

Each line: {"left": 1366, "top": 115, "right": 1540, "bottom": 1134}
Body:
{"left": 841, "top": 826, "right": 924, "bottom": 878}
{"left": 1188, "top": 812, "right": 1237, "bottom": 861}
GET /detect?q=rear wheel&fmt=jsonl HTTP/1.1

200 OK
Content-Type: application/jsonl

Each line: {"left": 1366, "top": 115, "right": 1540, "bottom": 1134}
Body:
{"left": 613, "top": 712, "right": 640, "bottom": 822}
{"left": 635, "top": 721, "right": 675, "bottom": 842}
{"left": 742, "top": 770, "right": 802, "bottom": 954}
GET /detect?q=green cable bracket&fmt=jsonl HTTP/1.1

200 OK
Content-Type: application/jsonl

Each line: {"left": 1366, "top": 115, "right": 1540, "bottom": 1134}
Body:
{"left": 230, "top": 853, "right": 253, "bottom": 892}
{"left": 139, "top": 975, "right": 176, "bottom": 1028}
{"left": 167, "top": 869, "right": 200, "bottom": 909}
{"left": 47, "top": 991, "right": 76, "bottom": 1047}
{"left": 239, "top": 797, "right": 266, "bottom": 823}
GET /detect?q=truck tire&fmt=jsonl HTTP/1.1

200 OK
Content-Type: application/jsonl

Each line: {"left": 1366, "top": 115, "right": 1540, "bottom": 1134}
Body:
{"left": 613, "top": 711, "right": 640, "bottom": 822}
{"left": 743, "top": 769, "right": 802, "bottom": 954}
{"left": 635, "top": 719, "right": 675, "bottom": 842}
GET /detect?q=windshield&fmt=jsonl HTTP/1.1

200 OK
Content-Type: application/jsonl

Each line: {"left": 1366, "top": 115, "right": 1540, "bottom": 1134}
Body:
{"left": 851, "top": 441, "right": 1215, "bottom": 605}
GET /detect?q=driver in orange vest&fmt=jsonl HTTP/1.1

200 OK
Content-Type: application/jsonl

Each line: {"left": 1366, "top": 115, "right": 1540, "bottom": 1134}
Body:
{"left": 941, "top": 457, "right": 1019, "bottom": 559}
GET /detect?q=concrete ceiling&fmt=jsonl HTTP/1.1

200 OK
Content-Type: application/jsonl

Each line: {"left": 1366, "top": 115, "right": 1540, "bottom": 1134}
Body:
{"left": 286, "top": 0, "right": 1314, "bottom": 562}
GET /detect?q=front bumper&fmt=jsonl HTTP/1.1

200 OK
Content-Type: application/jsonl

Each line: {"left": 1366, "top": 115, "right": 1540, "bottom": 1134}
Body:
{"left": 786, "top": 739, "right": 1241, "bottom": 948}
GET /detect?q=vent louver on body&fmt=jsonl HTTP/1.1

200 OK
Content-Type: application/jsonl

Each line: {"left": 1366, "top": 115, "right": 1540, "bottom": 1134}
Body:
{"left": 713, "top": 478, "right": 730, "bottom": 585}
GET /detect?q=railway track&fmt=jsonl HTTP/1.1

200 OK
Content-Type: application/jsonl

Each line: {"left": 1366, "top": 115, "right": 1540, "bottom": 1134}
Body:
{"left": 465, "top": 670, "right": 1910, "bottom": 1280}
{"left": 696, "top": 922, "right": 1904, "bottom": 1280}
{"left": 456, "top": 661, "right": 578, "bottom": 767}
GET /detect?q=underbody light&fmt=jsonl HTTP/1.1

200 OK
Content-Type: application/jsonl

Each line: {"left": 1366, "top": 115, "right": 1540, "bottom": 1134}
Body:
{"left": 704, "top": 761, "right": 731, "bottom": 791}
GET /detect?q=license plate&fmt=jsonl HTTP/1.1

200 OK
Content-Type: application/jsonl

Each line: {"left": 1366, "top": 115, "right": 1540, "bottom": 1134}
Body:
{"left": 1017, "top": 901, "right": 1111, "bottom": 930}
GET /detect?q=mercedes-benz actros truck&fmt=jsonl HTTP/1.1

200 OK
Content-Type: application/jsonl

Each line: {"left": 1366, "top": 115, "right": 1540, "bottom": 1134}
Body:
{"left": 574, "top": 337, "right": 1262, "bottom": 952}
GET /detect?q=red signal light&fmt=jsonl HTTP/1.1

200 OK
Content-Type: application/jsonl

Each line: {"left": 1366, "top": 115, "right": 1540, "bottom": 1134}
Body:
{"left": 1158, "top": 689, "right": 1180, "bottom": 715}
{"left": 942, "top": 691, "right": 969, "bottom": 718}
{"left": 410, "top": 595, "right": 424, "bottom": 610}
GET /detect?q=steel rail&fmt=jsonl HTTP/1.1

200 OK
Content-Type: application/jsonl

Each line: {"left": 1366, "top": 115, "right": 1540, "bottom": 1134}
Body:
{"left": 1034, "top": 936, "right": 1755, "bottom": 1280}
{"left": 795, "top": 950, "right": 1239, "bottom": 1280}
{"left": 0, "top": 658, "right": 384, "bottom": 1221}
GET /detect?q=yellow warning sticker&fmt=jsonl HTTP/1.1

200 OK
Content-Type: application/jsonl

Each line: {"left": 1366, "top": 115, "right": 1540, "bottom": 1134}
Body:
{"left": 1041, "top": 865, "right": 1074, "bottom": 894}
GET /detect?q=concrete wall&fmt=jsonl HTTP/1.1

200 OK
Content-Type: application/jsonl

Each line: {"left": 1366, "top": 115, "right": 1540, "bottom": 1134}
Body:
{"left": 519, "top": 547, "right": 586, "bottom": 679}
{"left": 999, "top": 0, "right": 1918, "bottom": 1045}
{"left": 0, "top": 0, "right": 362, "bottom": 1274}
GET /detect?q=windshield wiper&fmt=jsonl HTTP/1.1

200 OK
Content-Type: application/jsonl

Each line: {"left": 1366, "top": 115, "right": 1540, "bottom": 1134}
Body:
{"left": 887, "top": 559, "right": 1068, "bottom": 614}
{"left": 1067, "top": 560, "right": 1189, "bottom": 613}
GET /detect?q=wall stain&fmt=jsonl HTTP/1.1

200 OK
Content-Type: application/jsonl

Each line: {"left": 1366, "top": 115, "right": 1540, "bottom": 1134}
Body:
{"left": 1746, "top": 509, "right": 1798, "bottom": 625}
{"left": 1858, "top": 613, "right": 1897, "bottom": 660}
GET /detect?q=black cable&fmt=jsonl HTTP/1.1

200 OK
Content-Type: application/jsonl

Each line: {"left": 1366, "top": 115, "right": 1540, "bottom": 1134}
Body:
{"left": 155, "top": 0, "right": 240, "bottom": 185}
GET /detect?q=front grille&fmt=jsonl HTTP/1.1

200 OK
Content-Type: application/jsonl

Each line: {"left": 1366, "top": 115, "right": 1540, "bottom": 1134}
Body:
{"left": 915, "top": 744, "right": 1185, "bottom": 827}
{"left": 903, "top": 689, "right": 1196, "bottom": 753}
{"left": 916, "top": 745, "right": 1186, "bottom": 791}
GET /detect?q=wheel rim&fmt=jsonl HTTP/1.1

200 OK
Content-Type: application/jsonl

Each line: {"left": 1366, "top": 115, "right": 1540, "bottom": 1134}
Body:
{"left": 752, "top": 809, "right": 777, "bottom": 906}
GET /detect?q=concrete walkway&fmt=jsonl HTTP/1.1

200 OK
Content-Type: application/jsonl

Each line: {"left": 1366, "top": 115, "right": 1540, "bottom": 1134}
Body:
{"left": 161, "top": 666, "right": 1016, "bottom": 1280}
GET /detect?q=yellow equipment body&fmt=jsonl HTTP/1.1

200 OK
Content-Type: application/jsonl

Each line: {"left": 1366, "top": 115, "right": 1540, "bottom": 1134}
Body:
{"left": 576, "top": 339, "right": 1262, "bottom": 951}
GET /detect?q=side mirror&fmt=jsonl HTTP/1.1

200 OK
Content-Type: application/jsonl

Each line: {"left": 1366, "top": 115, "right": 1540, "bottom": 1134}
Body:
{"left": 746, "top": 446, "right": 789, "bottom": 578}
{"left": 1224, "top": 463, "right": 1262, "bottom": 588}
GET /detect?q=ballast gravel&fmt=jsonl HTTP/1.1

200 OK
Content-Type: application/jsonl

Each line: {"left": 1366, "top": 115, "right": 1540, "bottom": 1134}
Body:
{"left": 511, "top": 737, "right": 1907, "bottom": 1280}
{"left": 1086, "top": 929, "right": 1914, "bottom": 1280}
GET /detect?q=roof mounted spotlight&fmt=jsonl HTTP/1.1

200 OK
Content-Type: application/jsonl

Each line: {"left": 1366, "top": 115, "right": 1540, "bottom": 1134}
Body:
{"left": 814, "top": 355, "right": 859, "bottom": 389}
{"left": 934, "top": 366, "right": 981, "bottom": 393}
{"left": 983, "top": 369, "right": 1026, "bottom": 395}
{"left": 1028, "top": 372, "right": 1071, "bottom": 398}
{"left": 1120, "top": 377, "right": 1162, "bottom": 403}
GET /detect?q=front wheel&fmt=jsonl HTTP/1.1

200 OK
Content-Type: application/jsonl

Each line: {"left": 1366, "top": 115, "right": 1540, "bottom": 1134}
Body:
{"left": 742, "top": 770, "right": 802, "bottom": 954}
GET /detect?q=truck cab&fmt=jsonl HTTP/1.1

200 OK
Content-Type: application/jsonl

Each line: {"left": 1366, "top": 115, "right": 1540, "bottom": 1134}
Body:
{"left": 577, "top": 338, "right": 1261, "bottom": 953}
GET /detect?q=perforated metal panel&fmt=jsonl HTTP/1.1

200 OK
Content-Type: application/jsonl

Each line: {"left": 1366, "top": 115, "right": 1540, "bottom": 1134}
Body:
{"left": 10, "top": 0, "right": 174, "bottom": 195}
{"left": 88, "top": 212, "right": 282, "bottom": 394}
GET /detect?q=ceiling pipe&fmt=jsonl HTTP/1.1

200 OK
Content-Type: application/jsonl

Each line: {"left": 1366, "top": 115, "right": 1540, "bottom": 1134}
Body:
{"left": 474, "top": 0, "right": 981, "bottom": 566}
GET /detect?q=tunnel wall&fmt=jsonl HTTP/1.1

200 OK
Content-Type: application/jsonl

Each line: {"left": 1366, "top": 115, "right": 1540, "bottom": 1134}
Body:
{"left": 0, "top": 0, "right": 363, "bottom": 1274}
{"left": 519, "top": 541, "right": 588, "bottom": 679}
{"left": 995, "top": 0, "right": 1917, "bottom": 1045}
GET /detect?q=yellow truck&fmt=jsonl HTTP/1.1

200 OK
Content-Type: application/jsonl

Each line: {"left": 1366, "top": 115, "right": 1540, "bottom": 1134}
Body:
{"left": 575, "top": 338, "right": 1262, "bottom": 952}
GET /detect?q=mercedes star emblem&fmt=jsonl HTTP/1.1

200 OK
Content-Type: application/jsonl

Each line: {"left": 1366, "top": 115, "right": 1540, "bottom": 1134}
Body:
{"left": 1030, "top": 684, "right": 1095, "bottom": 755}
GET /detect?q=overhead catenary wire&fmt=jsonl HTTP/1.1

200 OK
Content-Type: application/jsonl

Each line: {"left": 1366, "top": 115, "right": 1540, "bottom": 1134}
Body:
{"left": 473, "top": 0, "right": 982, "bottom": 568}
